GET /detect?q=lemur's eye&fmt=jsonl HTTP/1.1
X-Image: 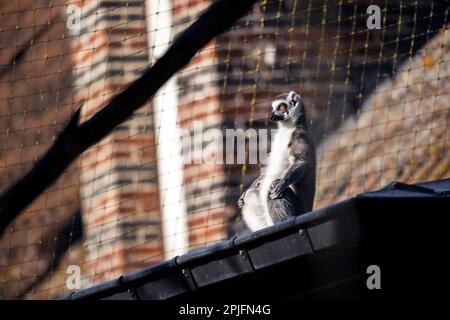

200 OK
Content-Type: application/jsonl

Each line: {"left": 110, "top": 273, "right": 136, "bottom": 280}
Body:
{"left": 278, "top": 103, "right": 287, "bottom": 112}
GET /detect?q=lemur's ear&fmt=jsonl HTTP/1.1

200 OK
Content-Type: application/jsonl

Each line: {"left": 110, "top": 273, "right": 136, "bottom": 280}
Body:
{"left": 287, "top": 90, "right": 300, "bottom": 106}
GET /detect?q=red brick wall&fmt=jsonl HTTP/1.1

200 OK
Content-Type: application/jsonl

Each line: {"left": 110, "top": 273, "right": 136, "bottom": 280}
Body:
{"left": 0, "top": 0, "right": 81, "bottom": 299}
{"left": 71, "top": 0, "right": 164, "bottom": 284}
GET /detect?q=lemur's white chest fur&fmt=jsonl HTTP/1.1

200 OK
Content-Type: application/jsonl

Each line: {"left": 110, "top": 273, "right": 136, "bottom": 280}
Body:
{"left": 259, "top": 126, "right": 295, "bottom": 219}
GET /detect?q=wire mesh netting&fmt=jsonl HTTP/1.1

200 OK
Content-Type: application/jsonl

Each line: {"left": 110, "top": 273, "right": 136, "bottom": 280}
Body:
{"left": 0, "top": 0, "right": 449, "bottom": 299}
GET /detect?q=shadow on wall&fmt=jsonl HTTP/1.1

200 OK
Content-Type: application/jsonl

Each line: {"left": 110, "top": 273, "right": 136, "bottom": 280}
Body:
{"left": 18, "top": 210, "right": 83, "bottom": 299}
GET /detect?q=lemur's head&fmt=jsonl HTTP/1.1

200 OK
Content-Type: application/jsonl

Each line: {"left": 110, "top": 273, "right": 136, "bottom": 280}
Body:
{"left": 270, "top": 91, "right": 305, "bottom": 125}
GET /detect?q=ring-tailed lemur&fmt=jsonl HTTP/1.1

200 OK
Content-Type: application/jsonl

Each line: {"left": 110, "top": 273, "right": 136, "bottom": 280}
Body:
{"left": 238, "top": 91, "right": 316, "bottom": 231}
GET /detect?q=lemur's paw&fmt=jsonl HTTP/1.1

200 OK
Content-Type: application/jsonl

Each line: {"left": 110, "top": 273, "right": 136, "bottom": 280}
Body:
{"left": 269, "top": 179, "right": 286, "bottom": 199}
{"left": 238, "top": 192, "right": 246, "bottom": 208}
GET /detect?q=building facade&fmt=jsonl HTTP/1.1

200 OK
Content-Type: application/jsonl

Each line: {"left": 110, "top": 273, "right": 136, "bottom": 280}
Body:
{"left": 0, "top": 0, "right": 449, "bottom": 299}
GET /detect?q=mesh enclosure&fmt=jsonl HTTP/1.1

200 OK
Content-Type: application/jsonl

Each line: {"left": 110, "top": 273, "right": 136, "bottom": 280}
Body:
{"left": 0, "top": 0, "right": 449, "bottom": 299}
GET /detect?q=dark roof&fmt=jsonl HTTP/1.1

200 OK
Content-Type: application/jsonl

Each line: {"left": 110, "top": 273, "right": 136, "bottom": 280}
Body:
{"left": 61, "top": 178, "right": 450, "bottom": 300}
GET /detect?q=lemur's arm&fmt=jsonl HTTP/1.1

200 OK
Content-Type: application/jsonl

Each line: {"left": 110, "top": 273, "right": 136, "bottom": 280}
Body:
{"left": 283, "top": 158, "right": 309, "bottom": 184}
{"left": 269, "top": 159, "right": 308, "bottom": 199}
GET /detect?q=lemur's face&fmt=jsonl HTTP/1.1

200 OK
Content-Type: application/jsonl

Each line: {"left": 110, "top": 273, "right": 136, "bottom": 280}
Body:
{"left": 270, "top": 91, "right": 303, "bottom": 122}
